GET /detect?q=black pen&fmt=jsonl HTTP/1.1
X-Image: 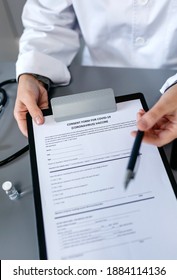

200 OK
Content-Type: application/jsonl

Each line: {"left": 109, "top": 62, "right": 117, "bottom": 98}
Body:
{"left": 124, "top": 130, "right": 144, "bottom": 189}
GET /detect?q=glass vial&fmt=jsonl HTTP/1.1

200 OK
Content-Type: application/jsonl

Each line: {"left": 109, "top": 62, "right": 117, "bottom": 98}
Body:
{"left": 2, "top": 181, "right": 20, "bottom": 200}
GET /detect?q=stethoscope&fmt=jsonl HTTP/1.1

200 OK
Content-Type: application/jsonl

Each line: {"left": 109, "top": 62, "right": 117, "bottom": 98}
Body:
{"left": 0, "top": 78, "right": 29, "bottom": 166}
{"left": 0, "top": 79, "right": 16, "bottom": 112}
{"left": 0, "top": 87, "right": 7, "bottom": 112}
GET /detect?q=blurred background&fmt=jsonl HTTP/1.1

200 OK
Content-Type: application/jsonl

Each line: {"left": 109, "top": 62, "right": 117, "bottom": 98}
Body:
{"left": 0, "top": 0, "right": 26, "bottom": 61}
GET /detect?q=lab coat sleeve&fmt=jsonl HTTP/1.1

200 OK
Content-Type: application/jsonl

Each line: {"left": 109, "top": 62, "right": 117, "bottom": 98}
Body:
{"left": 16, "top": 0, "right": 80, "bottom": 84}
{"left": 160, "top": 73, "right": 177, "bottom": 93}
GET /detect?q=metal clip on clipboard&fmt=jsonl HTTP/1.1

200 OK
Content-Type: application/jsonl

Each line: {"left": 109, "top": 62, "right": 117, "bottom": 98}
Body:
{"left": 51, "top": 88, "right": 117, "bottom": 122}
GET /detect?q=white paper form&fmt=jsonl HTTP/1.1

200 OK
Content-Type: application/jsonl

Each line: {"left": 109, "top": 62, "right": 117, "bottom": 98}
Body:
{"left": 32, "top": 99, "right": 177, "bottom": 259}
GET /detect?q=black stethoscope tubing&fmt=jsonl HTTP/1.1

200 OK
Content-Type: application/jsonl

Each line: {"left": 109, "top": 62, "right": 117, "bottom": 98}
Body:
{"left": 0, "top": 79, "right": 16, "bottom": 108}
{"left": 0, "top": 78, "right": 29, "bottom": 166}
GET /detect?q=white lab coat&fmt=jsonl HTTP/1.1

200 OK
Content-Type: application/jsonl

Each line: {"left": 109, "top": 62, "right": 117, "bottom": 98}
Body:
{"left": 16, "top": 0, "right": 177, "bottom": 90}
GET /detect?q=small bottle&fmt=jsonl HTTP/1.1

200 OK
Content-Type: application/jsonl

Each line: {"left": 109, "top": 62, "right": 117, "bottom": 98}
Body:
{"left": 2, "top": 181, "right": 20, "bottom": 200}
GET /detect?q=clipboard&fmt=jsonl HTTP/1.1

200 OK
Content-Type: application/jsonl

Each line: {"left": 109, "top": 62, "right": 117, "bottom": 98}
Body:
{"left": 27, "top": 91, "right": 177, "bottom": 260}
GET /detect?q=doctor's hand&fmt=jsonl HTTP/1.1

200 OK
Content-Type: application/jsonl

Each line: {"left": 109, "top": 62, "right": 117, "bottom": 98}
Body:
{"left": 131, "top": 83, "right": 177, "bottom": 147}
{"left": 14, "top": 74, "right": 49, "bottom": 137}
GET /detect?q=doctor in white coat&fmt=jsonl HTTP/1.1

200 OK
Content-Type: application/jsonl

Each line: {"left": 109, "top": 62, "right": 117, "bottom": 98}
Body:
{"left": 15, "top": 0, "right": 177, "bottom": 146}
